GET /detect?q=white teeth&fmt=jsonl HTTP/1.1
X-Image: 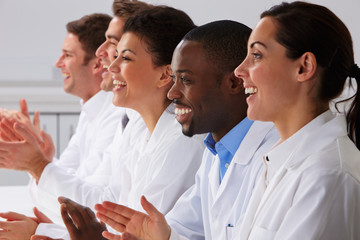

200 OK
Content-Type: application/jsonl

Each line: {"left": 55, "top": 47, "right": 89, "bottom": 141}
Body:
{"left": 62, "top": 73, "right": 70, "bottom": 77}
{"left": 175, "top": 108, "right": 192, "bottom": 115}
{"left": 245, "top": 87, "right": 258, "bottom": 94}
{"left": 113, "top": 80, "right": 127, "bottom": 86}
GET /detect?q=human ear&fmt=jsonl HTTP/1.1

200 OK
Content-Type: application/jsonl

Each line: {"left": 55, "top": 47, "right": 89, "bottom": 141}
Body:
{"left": 157, "top": 65, "right": 173, "bottom": 88}
{"left": 228, "top": 73, "right": 243, "bottom": 94}
{"left": 297, "top": 52, "right": 317, "bottom": 82}
{"left": 92, "top": 57, "right": 103, "bottom": 74}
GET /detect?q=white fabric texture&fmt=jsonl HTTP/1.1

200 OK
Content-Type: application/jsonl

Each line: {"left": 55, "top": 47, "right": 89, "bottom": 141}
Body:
{"left": 238, "top": 110, "right": 360, "bottom": 240}
{"left": 35, "top": 106, "right": 205, "bottom": 239}
{"left": 29, "top": 90, "right": 124, "bottom": 224}
{"left": 167, "top": 121, "right": 279, "bottom": 240}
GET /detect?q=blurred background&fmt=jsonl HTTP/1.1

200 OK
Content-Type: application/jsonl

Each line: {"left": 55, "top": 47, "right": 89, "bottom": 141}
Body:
{"left": 0, "top": 0, "right": 359, "bottom": 184}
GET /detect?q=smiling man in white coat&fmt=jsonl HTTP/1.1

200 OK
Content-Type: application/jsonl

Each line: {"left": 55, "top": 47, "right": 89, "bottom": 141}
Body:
{"left": 95, "top": 20, "right": 280, "bottom": 240}
{"left": 0, "top": 13, "right": 127, "bottom": 240}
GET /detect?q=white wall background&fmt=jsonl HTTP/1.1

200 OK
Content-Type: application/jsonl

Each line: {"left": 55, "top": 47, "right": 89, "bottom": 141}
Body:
{"left": 0, "top": 0, "right": 359, "bottom": 82}
{"left": 0, "top": 0, "right": 359, "bottom": 185}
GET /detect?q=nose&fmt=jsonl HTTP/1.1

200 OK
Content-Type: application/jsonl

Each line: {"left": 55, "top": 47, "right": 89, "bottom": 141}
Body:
{"left": 167, "top": 78, "right": 182, "bottom": 101}
{"left": 55, "top": 54, "right": 64, "bottom": 68}
{"left": 96, "top": 41, "right": 107, "bottom": 58}
{"left": 108, "top": 57, "right": 120, "bottom": 74}
{"left": 234, "top": 59, "right": 247, "bottom": 79}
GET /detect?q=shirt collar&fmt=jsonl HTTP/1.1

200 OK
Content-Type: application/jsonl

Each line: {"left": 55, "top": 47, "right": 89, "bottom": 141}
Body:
{"left": 204, "top": 117, "right": 254, "bottom": 157}
{"left": 81, "top": 90, "right": 107, "bottom": 120}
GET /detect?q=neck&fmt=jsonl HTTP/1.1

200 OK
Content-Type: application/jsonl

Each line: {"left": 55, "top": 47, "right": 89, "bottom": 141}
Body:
{"left": 274, "top": 104, "right": 329, "bottom": 142}
{"left": 138, "top": 102, "right": 170, "bottom": 134}
{"left": 211, "top": 109, "right": 248, "bottom": 142}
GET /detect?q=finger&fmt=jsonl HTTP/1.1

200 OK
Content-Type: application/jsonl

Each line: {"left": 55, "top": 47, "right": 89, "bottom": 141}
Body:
{"left": 101, "top": 202, "right": 136, "bottom": 219}
{"left": 33, "top": 207, "right": 52, "bottom": 224}
{"left": 140, "top": 195, "right": 162, "bottom": 220}
{"left": 102, "top": 231, "right": 123, "bottom": 240}
{"left": 0, "top": 211, "right": 27, "bottom": 221}
{"left": 13, "top": 122, "right": 39, "bottom": 144}
{"left": 59, "top": 197, "right": 87, "bottom": 227}
{"left": 33, "top": 111, "right": 41, "bottom": 132}
{"left": 96, "top": 212, "right": 127, "bottom": 233}
{"left": 20, "top": 98, "right": 30, "bottom": 119}
{"left": 60, "top": 203, "right": 78, "bottom": 234}
{"left": 0, "top": 120, "right": 22, "bottom": 142}
{"left": 0, "top": 220, "right": 11, "bottom": 230}
{"left": 95, "top": 204, "right": 130, "bottom": 225}
{"left": 85, "top": 206, "right": 97, "bottom": 221}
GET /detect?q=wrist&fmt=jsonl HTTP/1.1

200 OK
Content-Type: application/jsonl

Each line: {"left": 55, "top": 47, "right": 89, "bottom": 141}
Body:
{"left": 30, "top": 157, "right": 50, "bottom": 182}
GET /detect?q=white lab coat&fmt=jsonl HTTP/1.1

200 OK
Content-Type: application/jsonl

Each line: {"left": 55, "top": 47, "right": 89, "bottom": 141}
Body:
{"left": 29, "top": 90, "right": 125, "bottom": 224}
{"left": 36, "top": 106, "right": 205, "bottom": 239}
{"left": 167, "top": 121, "right": 279, "bottom": 240}
{"left": 238, "top": 110, "right": 360, "bottom": 240}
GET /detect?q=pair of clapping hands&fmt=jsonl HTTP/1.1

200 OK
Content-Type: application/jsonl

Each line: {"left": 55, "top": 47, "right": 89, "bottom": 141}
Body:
{"left": 33, "top": 195, "right": 170, "bottom": 240}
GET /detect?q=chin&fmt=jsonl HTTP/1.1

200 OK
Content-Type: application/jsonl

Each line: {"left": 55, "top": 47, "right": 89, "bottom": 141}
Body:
{"left": 182, "top": 128, "right": 194, "bottom": 137}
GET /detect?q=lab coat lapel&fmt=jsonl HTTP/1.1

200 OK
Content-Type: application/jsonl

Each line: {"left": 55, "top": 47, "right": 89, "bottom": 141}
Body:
{"left": 208, "top": 155, "right": 221, "bottom": 200}
{"left": 213, "top": 121, "right": 275, "bottom": 205}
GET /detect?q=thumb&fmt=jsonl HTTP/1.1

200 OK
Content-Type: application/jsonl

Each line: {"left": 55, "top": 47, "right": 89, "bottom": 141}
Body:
{"left": 20, "top": 98, "right": 30, "bottom": 119}
{"left": 33, "top": 207, "right": 52, "bottom": 224}
{"left": 140, "top": 196, "right": 163, "bottom": 220}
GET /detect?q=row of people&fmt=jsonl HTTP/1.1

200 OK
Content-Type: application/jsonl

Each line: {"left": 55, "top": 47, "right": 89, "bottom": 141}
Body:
{"left": 0, "top": 1, "right": 359, "bottom": 239}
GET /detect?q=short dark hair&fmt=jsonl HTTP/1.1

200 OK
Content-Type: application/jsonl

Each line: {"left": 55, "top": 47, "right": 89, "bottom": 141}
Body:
{"left": 262, "top": 1, "right": 359, "bottom": 149}
{"left": 122, "top": 6, "right": 196, "bottom": 67}
{"left": 183, "top": 20, "right": 251, "bottom": 82}
{"left": 112, "top": 0, "right": 152, "bottom": 19}
{"left": 66, "top": 13, "right": 112, "bottom": 64}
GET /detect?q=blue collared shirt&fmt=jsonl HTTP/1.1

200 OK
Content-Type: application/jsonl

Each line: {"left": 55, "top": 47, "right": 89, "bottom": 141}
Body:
{"left": 204, "top": 117, "right": 254, "bottom": 182}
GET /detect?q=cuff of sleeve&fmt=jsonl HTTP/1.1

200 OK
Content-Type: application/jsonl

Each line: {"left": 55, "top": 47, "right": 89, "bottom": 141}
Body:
{"left": 35, "top": 223, "right": 70, "bottom": 240}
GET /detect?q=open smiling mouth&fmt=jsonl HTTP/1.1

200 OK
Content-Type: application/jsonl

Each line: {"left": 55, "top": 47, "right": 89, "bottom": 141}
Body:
{"left": 245, "top": 87, "right": 258, "bottom": 95}
{"left": 113, "top": 80, "right": 127, "bottom": 90}
{"left": 175, "top": 107, "right": 192, "bottom": 115}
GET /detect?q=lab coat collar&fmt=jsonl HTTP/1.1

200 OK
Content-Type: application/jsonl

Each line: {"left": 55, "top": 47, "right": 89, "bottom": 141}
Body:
{"left": 144, "top": 104, "right": 180, "bottom": 149}
{"left": 267, "top": 110, "right": 347, "bottom": 174}
{"left": 233, "top": 121, "right": 276, "bottom": 165}
{"left": 81, "top": 90, "right": 108, "bottom": 121}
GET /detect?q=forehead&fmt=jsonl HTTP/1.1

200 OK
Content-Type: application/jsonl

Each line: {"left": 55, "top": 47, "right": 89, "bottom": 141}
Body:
{"left": 172, "top": 40, "right": 209, "bottom": 70}
{"left": 117, "top": 32, "right": 148, "bottom": 53}
{"left": 106, "top": 17, "right": 125, "bottom": 40}
{"left": 248, "top": 17, "right": 278, "bottom": 47}
{"left": 62, "top": 33, "right": 85, "bottom": 55}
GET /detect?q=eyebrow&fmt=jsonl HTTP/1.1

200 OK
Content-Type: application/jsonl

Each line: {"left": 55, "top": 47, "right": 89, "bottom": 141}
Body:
{"left": 121, "top": 49, "right": 136, "bottom": 55}
{"left": 107, "top": 34, "right": 120, "bottom": 41}
{"left": 250, "top": 41, "right": 267, "bottom": 49}
{"left": 62, "top": 49, "right": 74, "bottom": 54}
{"left": 175, "top": 69, "right": 193, "bottom": 74}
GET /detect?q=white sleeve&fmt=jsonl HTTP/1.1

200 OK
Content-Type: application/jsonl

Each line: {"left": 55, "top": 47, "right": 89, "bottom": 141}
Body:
{"left": 29, "top": 108, "right": 123, "bottom": 223}
{"left": 35, "top": 223, "right": 70, "bottom": 240}
{"left": 132, "top": 135, "right": 204, "bottom": 215}
{"left": 165, "top": 154, "right": 206, "bottom": 240}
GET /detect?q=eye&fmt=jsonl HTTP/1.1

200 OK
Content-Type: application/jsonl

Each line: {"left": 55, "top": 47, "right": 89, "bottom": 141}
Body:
{"left": 251, "top": 52, "right": 262, "bottom": 60}
{"left": 122, "top": 56, "right": 131, "bottom": 61}
{"left": 180, "top": 76, "right": 191, "bottom": 85}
